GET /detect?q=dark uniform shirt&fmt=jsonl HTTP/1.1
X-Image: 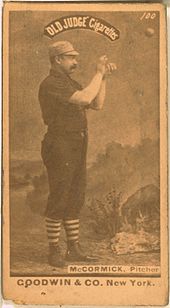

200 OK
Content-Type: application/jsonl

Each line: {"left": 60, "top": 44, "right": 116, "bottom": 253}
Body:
{"left": 38, "top": 66, "right": 87, "bottom": 136}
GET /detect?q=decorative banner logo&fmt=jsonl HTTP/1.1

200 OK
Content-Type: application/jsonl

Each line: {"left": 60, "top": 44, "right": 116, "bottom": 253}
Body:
{"left": 44, "top": 15, "right": 120, "bottom": 42}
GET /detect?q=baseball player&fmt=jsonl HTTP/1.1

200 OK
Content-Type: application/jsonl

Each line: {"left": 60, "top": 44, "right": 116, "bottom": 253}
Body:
{"left": 38, "top": 41, "right": 116, "bottom": 267}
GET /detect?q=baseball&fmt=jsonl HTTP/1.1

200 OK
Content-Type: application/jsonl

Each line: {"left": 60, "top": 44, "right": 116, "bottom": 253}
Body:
{"left": 145, "top": 27, "right": 155, "bottom": 37}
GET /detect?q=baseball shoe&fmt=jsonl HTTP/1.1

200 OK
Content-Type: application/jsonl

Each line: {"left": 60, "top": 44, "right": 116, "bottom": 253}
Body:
{"left": 48, "top": 246, "right": 65, "bottom": 267}
{"left": 66, "top": 241, "right": 99, "bottom": 262}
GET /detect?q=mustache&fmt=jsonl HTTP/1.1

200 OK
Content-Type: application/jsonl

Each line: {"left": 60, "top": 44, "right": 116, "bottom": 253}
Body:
{"left": 71, "top": 64, "right": 77, "bottom": 69}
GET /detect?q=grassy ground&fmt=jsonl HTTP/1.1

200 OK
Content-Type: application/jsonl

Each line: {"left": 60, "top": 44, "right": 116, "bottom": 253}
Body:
{"left": 10, "top": 188, "right": 160, "bottom": 276}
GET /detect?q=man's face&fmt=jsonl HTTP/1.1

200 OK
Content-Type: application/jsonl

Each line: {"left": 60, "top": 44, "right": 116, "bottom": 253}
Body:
{"left": 57, "top": 55, "right": 78, "bottom": 74}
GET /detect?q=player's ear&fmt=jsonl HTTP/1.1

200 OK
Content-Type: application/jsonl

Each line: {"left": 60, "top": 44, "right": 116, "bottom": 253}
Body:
{"left": 55, "top": 55, "right": 61, "bottom": 64}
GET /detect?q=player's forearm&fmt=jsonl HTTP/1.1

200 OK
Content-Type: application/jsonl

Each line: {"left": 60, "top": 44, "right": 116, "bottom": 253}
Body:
{"left": 90, "top": 79, "right": 106, "bottom": 110}
{"left": 69, "top": 72, "right": 103, "bottom": 106}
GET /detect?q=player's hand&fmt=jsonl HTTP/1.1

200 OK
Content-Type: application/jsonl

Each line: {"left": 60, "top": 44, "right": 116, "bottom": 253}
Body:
{"left": 106, "top": 63, "right": 117, "bottom": 75}
{"left": 96, "top": 55, "right": 108, "bottom": 76}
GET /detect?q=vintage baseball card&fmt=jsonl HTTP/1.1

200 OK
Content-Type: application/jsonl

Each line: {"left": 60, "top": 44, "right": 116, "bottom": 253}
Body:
{"left": 2, "top": 1, "right": 168, "bottom": 305}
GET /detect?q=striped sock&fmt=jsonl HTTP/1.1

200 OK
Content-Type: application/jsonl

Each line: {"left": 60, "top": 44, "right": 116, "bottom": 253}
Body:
{"left": 64, "top": 219, "right": 80, "bottom": 243}
{"left": 45, "top": 217, "right": 62, "bottom": 247}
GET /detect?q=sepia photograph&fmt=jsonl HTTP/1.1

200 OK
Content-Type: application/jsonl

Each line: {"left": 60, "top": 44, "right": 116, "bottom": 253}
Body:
{"left": 3, "top": 2, "right": 168, "bottom": 305}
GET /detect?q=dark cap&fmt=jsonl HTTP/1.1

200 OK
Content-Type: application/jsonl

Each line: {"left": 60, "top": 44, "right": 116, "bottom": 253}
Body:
{"left": 49, "top": 41, "right": 79, "bottom": 57}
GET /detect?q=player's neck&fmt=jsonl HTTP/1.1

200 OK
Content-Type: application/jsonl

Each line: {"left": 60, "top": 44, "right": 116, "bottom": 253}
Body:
{"left": 51, "top": 63, "right": 69, "bottom": 76}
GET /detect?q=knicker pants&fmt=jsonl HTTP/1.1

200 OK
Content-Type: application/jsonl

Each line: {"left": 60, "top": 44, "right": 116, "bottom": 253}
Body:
{"left": 41, "top": 131, "right": 88, "bottom": 220}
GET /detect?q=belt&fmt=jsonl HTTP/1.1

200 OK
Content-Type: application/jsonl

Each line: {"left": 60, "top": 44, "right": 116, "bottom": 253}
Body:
{"left": 47, "top": 128, "right": 88, "bottom": 137}
{"left": 80, "top": 129, "right": 88, "bottom": 137}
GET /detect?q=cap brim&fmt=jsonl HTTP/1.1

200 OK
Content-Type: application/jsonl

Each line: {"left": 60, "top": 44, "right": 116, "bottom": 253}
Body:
{"left": 63, "top": 50, "right": 79, "bottom": 56}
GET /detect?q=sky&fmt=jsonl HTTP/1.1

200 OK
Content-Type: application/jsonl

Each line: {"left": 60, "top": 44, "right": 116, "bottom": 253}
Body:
{"left": 9, "top": 10, "right": 160, "bottom": 165}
